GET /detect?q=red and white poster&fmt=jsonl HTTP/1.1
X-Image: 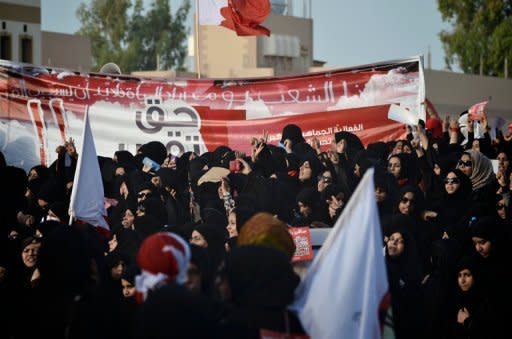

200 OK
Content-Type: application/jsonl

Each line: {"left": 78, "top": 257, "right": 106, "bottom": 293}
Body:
{"left": 0, "top": 57, "right": 424, "bottom": 171}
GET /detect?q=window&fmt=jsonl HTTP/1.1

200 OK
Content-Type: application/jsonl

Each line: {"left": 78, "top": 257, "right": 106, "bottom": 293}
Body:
{"left": 20, "top": 36, "right": 32, "bottom": 63}
{"left": 0, "top": 34, "right": 11, "bottom": 60}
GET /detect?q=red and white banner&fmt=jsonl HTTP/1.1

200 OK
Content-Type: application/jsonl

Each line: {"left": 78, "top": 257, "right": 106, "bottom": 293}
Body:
{"left": 0, "top": 57, "right": 424, "bottom": 171}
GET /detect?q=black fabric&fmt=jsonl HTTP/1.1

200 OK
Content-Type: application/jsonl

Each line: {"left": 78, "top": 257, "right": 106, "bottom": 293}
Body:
{"left": 280, "top": 124, "right": 305, "bottom": 145}
{"left": 134, "top": 283, "right": 221, "bottom": 339}
{"left": 220, "top": 245, "right": 305, "bottom": 339}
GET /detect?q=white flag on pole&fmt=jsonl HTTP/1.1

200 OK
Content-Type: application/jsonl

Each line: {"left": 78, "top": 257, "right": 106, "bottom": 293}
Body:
{"left": 290, "top": 168, "right": 389, "bottom": 339}
{"left": 68, "top": 107, "right": 109, "bottom": 231}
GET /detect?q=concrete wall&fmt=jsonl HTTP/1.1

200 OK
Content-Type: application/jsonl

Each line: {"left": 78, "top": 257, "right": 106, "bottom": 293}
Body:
{"left": 425, "top": 69, "right": 512, "bottom": 121}
{"left": 41, "top": 31, "right": 91, "bottom": 71}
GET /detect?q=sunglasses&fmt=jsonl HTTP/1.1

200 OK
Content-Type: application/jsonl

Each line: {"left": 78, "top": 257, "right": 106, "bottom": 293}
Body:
{"left": 444, "top": 177, "right": 460, "bottom": 185}
{"left": 400, "top": 197, "right": 415, "bottom": 204}
{"left": 318, "top": 175, "right": 333, "bottom": 183}
{"left": 458, "top": 160, "right": 472, "bottom": 168}
{"left": 496, "top": 203, "right": 506, "bottom": 210}
{"left": 137, "top": 192, "right": 150, "bottom": 199}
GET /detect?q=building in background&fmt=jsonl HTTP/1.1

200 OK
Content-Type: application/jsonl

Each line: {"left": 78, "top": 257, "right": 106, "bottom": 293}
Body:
{"left": 0, "top": 0, "right": 91, "bottom": 71}
{"left": 188, "top": 0, "right": 321, "bottom": 78}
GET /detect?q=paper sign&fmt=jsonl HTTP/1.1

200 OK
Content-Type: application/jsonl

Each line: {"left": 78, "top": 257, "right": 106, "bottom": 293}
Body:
{"left": 387, "top": 103, "right": 418, "bottom": 125}
{"left": 491, "top": 159, "right": 499, "bottom": 174}
{"left": 289, "top": 227, "right": 314, "bottom": 262}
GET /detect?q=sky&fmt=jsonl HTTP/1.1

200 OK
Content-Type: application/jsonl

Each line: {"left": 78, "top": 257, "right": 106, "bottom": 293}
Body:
{"left": 41, "top": 0, "right": 455, "bottom": 72}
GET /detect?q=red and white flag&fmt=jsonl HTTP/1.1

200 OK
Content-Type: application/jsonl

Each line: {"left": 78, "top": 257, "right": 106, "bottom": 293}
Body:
{"left": 68, "top": 107, "right": 109, "bottom": 232}
{"left": 290, "top": 168, "right": 389, "bottom": 338}
{"left": 468, "top": 100, "right": 488, "bottom": 121}
{"left": 198, "top": 0, "right": 271, "bottom": 36}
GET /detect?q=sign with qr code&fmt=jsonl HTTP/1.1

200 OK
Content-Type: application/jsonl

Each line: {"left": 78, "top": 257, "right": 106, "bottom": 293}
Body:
{"left": 289, "top": 227, "right": 314, "bottom": 262}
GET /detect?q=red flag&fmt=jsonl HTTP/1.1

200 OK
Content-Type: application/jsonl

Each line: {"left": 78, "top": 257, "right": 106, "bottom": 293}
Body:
{"left": 199, "top": 0, "right": 271, "bottom": 36}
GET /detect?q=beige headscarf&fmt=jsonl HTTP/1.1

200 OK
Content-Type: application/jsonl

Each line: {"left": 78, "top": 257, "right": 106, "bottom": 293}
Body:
{"left": 463, "top": 150, "right": 495, "bottom": 191}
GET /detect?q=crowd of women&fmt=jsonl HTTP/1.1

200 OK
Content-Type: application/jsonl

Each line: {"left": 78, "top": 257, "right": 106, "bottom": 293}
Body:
{"left": 0, "top": 111, "right": 511, "bottom": 338}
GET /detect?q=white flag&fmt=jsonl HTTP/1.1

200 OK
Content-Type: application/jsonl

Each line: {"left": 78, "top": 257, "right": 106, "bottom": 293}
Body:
{"left": 290, "top": 168, "right": 389, "bottom": 339}
{"left": 68, "top": 107, "right": 109, "bottom": 231}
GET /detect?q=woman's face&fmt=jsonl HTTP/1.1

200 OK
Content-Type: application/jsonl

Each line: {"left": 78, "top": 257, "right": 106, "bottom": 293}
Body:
{"left": 458, "top": 154, "right": 473, "bottom": 177}
{"left": 317, "top": 171, "right": 333, "bottom": 192}
{"left": 471, "top": 139, "right": 480, "bottom": 152}
{"left": 111, "top": 261, "right": 125, "bottom": 280}
{"left": 392, "top": 142, "right": 403, "bottom": 155}
{"left": 22, "top": 241, "right": 41, "bottom": 268}
{"left": 387, "top": 232, "right": 405, "bottom": 258}
{"left": 299, "top": 161, "right": 313, "bottom": 182}
{"left": 122, "top": 209, "right": 135, "bottom": 228}
{"left": 298, "top": 201, "right": 313, "bottom": 217}
{"left": 497, "top": 152, "right": 509, "bottom": 172}
{"left": 115, "top": 167, "right": 126, "bottom": 176}
{"left": 398, "top": 192, "right": 415, "bottom": 215}
{"left": 121, "top": 278, "right": 136, "bottom": 298}
{"left": 402, "top": 144, "right": 412, "bottom": 154}
{"left": 433, "top": 164, "right": 441, "bottom": 176}
{"left": 458, "top": 269, "right": 474, "bottom": 292}
{"left": 444, "top": 172, "right": 461, "bottom": 195}
{"left": 472, "top": 236, "right": 491, "bottom": 258}
{"left": 375, "top": 187, "right": 387, "bottom": 203}
{"left": 28, "top": 169, "right": 39, "bottom": 181}
{"left": 387, "top": 157, "right": 402, "bottom": 179}
{"left": 190, "top": 230, "right": 208, "bottom": 248}
{"left": 496, "top": 199, "right": 507, "bottom": 220}
{"left": 226, "top": 212, "right": 238, "bottom": 238}
{"left": 185, "top": 262, "right": 202, "bottom": 294}
{"left": 353, "top": 163, "right": 361, "bottom": 178}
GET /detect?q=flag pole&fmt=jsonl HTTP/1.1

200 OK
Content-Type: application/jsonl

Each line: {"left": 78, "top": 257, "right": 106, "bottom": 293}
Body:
{"left": 195, "top": 0, "right": 201, "bottom": 79}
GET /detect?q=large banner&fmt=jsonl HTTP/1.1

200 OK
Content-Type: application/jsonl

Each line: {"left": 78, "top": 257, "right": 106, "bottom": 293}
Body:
{"left": 0, "top": 57, "right": 424, "bottom": 171}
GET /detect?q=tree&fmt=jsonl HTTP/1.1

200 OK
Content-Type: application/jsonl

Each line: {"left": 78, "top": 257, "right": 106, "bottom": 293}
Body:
{"left": 76, "top": 0, "right": 190, "bottom": 73}
{"left": 438, "top": 0, "right": 512, "bottom": 77}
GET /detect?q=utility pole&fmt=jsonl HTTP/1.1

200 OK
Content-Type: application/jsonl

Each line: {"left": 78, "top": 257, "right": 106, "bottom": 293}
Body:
{"left": 427, "top": 45, "right": 431, "bottom": 70}
{"left": 505, "top": 55, "right": 508, "bottom": 79}
{"left": 479, "top": 53, "right": 483, "bottom": 76}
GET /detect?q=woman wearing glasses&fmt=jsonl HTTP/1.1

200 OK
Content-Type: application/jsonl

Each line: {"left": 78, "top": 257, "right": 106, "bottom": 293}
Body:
{"left": 456, "top": 150, "right": 497, "bottom": 215}
{"left": 430, "top": 169, "right": 473, "bottom": 252}
{"left": 393, "top": 185, "right": 432, "bottom": 273}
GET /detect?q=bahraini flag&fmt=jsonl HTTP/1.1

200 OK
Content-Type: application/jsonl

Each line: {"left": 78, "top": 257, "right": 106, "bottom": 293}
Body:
{"left": 198, "top": 0, "right": 271, "bottom": 36}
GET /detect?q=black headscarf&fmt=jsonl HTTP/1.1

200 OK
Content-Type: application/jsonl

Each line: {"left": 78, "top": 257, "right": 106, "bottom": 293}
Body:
{"left": 280, "top": 124, "right": 305, "bottom": 145}
{"left": 224, "top": 245, "right": 300, "bottom": 309}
